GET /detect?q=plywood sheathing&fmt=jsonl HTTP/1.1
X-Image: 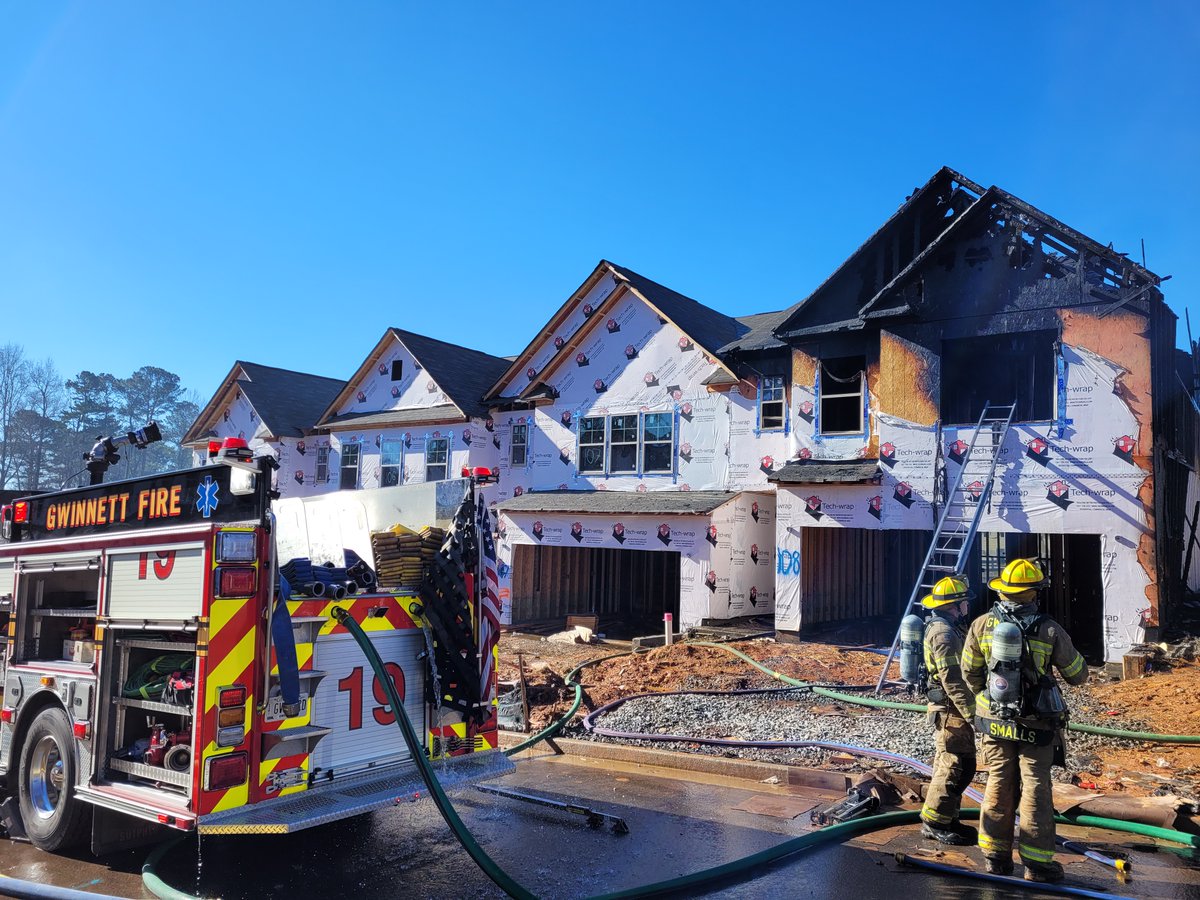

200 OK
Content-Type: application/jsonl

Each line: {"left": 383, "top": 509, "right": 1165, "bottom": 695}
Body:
{"left": 1060, "top": 308, "right": 1158, "bottom": 623}
{"left": 792, "top": 348, "right": 817, "bottom": 388}
{"left": 878, "top": 331, "right": 938, "bottom": 426}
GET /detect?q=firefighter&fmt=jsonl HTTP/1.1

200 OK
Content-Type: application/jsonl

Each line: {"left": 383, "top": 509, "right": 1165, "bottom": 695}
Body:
{"left": 919, "top": 575, "right": 979, "bottom": 846}
{"left": 962, "top": 558, "right": 1088, "bottom": 883}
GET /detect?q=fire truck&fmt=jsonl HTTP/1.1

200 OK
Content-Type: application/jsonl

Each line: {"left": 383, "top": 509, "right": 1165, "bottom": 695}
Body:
{"left": 0, "top": 440, "right": 505, "bottom": 854}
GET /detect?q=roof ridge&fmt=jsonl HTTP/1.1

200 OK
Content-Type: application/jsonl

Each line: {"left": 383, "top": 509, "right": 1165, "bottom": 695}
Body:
{"left": 237, "top": 360, "right": 345, "bottom": 384}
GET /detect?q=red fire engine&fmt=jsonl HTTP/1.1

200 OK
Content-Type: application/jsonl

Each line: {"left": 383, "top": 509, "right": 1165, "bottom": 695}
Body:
{"left": 0, "top": 439, "right": 504, "bottom": 853}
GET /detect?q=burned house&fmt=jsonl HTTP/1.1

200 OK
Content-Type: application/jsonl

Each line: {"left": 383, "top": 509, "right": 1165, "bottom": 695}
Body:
{"left": 764, "top": 167, "right": 1189, "bottom": 664}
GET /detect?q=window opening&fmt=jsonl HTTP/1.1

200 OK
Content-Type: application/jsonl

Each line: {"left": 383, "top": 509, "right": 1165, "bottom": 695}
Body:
{"left": 642, "top": 412, "right": 674, "bottom": 473}
{"left": 339, "top": 443, "right": 361, "bottom": 490}
{"left": 380, "top": 439, "right": 402, "bottom": 487}
{"left": 819, "top": 356, "right": 865, "bottom": 435}
{"left": 759, "top": 376, "right": 786, "bottom": 431}
{"left": 511, "top": 422, "right": 528, "bottom": 467}
{"left": 425, "top": 437, "right": 449, "bottom": 482}
{"left": 609, "top": 414, "right": 639, "bottom": 474}
{"left": 316, "top": 445, "right": 330, "bottom": 484}
{"left": 391, "top": 359, "right": 404, "bottom": 381}
{"left": 578, "top": 417, "right": 606, "bottom": 474}
{"left": 941, "top": 330, "right": 1055, "bottom": 425}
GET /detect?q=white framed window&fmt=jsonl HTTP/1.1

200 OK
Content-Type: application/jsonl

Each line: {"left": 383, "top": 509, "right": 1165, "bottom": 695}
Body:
{"left": 425, "top": 437, "right": 449, "bottom": 482}
{"left": 316, "top": 445, "right": 330, "bottom": 484}
{"left": 511, "top": 422, "right": 528, "bottom": 467}
{"left": 642, "top": 412, "right": 674, "bottom": 473}
{"left": 339, "top": 443, "right": 361, "bottom": 490}
{"left": 759, "top": 376, "right": 786, "bottom": 431}
{"left": 819, "top": 356, "right": 866, "bottom": 435}
{"left": 608, "top": 414, "right": 639, "bottom": 474}
{"left": 380, "top": 438, "right": 402, "bottom": 487}
{"left": 578, "top": 417, "right": 606, "bottom": 474}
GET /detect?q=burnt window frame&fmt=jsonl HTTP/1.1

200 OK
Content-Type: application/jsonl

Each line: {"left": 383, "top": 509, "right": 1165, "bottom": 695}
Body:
{"left": 940, "top": 330, "right": 1057, "bottom": 426}
{"left": 818, "top": 355, "right": 866, "bottom": 436}
{"left": 758, "top": 376, "right": 787, "bottom": 431}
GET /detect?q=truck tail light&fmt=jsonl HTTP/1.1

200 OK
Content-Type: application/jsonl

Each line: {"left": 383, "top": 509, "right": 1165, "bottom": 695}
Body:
{"left": 204, "top": 753, "right": 248, "bottom": 791}
{"left": 217, "top": 684, "right": 247, "bottom": 747}
{"left": 215, "top": 531, "right": 257, "bottom": 562}
{"left": 0, "top": 708, "right": 13, "bottom": 724}
{"left": 12, "top": 501, "right": 28, "bottom": 524}
{"left": 73, "top": 721, "right": 90, "bottom": 739}
{"left": 214, "top": 567, "right": 256, "bottom": 597}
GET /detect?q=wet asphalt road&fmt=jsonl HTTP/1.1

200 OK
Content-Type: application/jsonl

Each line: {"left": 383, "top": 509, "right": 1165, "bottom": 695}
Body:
{"left": 3, "top": 751, "right": 1199, "bottom": 899}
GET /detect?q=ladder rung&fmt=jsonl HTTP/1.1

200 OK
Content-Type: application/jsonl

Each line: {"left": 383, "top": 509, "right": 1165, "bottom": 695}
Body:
{"left": 926, "top": 564, "right": 957, "bottom": 572}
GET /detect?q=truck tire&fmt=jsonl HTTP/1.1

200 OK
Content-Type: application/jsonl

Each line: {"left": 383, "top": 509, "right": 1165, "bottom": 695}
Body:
{"left": 17, "top": 706, "right": 90, "bottom": 852}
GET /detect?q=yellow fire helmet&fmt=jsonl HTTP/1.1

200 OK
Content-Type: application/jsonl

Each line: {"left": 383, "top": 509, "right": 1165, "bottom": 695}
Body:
{"left": 988, "top": 558, "right": 1047, "bottom": 595}
{"left": 920, "top": 575, "right": 974, "bottom": 609}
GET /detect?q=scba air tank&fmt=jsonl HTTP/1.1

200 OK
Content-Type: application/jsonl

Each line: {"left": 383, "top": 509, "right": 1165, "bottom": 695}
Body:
{"left": 899, "top": 614, "right": 925, "bottom": 685}
{"left": 987, "top": 621, "right": 1024, "bottom": 719}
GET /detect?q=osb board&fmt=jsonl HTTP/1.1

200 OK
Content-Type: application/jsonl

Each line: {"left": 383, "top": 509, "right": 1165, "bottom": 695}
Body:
{"left": 877, "top": 330, "right": 938, "bottom": 426}
{"left": 732, "top": 794, "right": 819, "bottom": 819}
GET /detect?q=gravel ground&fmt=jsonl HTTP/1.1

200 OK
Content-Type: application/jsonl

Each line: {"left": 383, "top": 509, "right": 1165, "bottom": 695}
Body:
{"left": 571, "top": 689, "right": 938, "bottom": 772}
{"left": 570, "top": 684, "right": 1199, "bottom": 800}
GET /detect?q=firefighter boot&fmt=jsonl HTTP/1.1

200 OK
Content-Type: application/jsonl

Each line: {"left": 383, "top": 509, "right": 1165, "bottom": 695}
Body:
{"left": 1024, "top": 860, "right": 1065, "bottom": 883}
{"left": 921, "top": 821, "right": 978, "bottom": 846}
{"left": 984, "top": 855, "right": 1014, "bottom": 876}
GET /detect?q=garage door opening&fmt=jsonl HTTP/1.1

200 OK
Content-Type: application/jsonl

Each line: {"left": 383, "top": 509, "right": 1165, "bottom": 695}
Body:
{"left": 972, "top": 532, "right": 1104, "bottom": 663}
{"left": 510, "top": 545, "right": 680, "bottom": 631}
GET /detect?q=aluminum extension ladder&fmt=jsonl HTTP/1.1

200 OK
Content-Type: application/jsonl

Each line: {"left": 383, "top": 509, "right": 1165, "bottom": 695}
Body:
{"left": 873, "top": 402, "right": 1017, "bottom": 693}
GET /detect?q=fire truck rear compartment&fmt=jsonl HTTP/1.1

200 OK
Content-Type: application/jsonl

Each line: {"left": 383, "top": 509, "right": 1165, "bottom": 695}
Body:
{"left": 99, "top": 630, "right": 197, "bottom": 799}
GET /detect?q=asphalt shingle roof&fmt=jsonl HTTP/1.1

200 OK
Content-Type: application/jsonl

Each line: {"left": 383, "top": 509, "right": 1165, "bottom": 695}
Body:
{"left": 606, "top": 262, "right": 748, "bottom": 356}
{"left": 496, "top": 490, "right": 736, "bottom": 515}
{"left": 319, "top": 404, "right": 465, "bottom": 429}
{"left": 226, "top": 363, "right": 345, "bottom": 440}
{"left": 388, "top": 329, "right": 511, "bottom": 419}
{"left": 721, "top": 309, "right": 792, "bottom": 353}
{"left": 768, "top": 459, "right": 881, "bottom": 484}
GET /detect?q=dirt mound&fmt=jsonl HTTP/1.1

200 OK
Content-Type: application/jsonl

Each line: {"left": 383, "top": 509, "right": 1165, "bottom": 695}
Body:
{"left": 1089, "top": 662, "right": 1200, "bottom": 737}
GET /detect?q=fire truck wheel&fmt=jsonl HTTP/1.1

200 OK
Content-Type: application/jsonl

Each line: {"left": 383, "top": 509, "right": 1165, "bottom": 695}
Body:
{"left": 17, "top": 706, "right": 90, "bottom": 852}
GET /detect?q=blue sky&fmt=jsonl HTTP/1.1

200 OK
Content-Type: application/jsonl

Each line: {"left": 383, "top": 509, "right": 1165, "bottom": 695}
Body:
{"left": 1, "top": 2, "right": 1197, "bottom": 401}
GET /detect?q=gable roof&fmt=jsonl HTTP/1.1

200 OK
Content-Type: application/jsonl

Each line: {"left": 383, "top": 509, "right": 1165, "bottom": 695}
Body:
{"left": 183, "top": 362, "right": 345, "bottom": 445}
{"left": 488, "top": 260, "right": 749, "bottom": 403}
{"left": 776, "top": 168, "right": 985, "bottom": 338}
{"left": 317, "top": 328, "right": 511, "bottom": 427}
{"left": 605, "top": 262, "right": 747, "bottom": 356}
{"left": 776, "top": 167, "right": 1164, "bottom": 338}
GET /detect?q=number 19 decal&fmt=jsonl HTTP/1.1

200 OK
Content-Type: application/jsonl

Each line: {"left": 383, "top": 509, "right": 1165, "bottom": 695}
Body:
{"left": 337, "top": 663, "right": 406, "bottom": 730}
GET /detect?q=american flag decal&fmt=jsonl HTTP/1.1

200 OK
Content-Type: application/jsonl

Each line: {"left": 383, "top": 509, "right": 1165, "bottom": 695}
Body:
{"left": 477, "top": 494, "right": 501, "bottom": 709}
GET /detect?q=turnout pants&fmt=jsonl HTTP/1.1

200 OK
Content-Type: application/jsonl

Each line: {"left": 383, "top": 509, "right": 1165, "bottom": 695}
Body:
{"left": 921, "top": 710, "right": 976, "bottom": 827}
{"left": 978, "top": 734, "right": 1058, "bottom": 865}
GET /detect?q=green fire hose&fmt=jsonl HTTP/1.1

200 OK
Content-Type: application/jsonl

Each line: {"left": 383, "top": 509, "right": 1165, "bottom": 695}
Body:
{"left": 689, "top": 641, "right": 1200, "bottom": 744}
{"left": 140, "top": 631, "right": 1200, "bottom": 900}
